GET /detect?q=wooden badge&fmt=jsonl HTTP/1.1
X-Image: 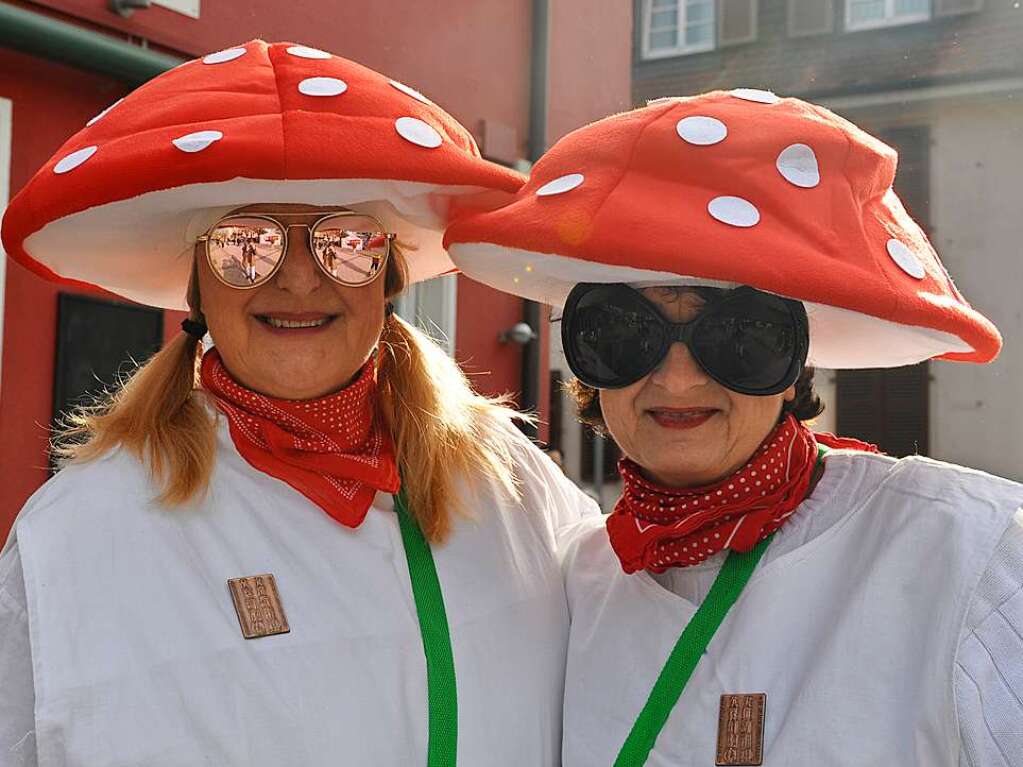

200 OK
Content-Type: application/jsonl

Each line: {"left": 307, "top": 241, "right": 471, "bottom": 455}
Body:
{"left": 227, "top": 574, "right": 290, "bottom": 639}
{"left": 716, "top": 693, "right": 766, "bottom": 766}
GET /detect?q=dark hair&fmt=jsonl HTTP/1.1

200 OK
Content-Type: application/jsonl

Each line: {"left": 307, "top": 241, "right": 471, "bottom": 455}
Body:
{"left": 564, "top": 366, "right": 824, "bottom": 437}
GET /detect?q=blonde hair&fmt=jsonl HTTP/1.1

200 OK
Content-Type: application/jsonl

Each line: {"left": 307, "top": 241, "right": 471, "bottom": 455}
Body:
{"left": 53, "top": 248, "right": 521, "bottom": 543}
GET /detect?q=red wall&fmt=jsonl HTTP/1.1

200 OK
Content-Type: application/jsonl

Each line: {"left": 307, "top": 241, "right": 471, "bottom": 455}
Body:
{"left": 0, "top": 48, "right": 133, "bottom": 532}
{"left": 0, "top": 1, "right": 631, "bottom": 534}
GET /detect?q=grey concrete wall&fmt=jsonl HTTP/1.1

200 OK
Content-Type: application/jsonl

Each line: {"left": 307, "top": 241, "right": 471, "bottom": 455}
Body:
{"left": 927, "top": 96, "right": 1023, "bottom": 481}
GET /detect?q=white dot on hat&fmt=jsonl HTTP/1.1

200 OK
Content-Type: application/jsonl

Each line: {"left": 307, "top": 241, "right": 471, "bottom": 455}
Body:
{"left": 54, "top": 146, "right": 97, "bottom": 174}
{"left": 536, "top": 173, "right": 584, "bottom": 196}
{"left": 86, "top": 98, "right": 123, "bottom": 127}
{"left": 203, "top": 48, "right": 247, "bottom": 65}
{"left": 676, "top": 116, "right": 727, "bottom": 146}
{"left": 298, "top": 77, "right": 347, "bottom": 97}
{"left": 776, "top": 143, "right": 820, "bottom": 188}
{"left": 395, "top": 117, "right": 443, "bottom": 148}
{"left": 731, "top": 88, "right": 780, "bottom": 104}
{"left": 287, "top": 45, "right": 331, "bottom": 59}
{"left": 886, "top": 239, "right": 926, "bottom": 279}
{"left": 172, "top": 130, "right": 224, "bottom": 153}
{"left": 708, "top": 196, "right": 760, "bottom": 227}
{"left": 390, "top": 79, "right": 432, "bottom": 105}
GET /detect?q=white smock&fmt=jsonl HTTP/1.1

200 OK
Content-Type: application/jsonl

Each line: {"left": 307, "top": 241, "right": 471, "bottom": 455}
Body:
{"left": 0, "top": 412, "right": 598, "bottom": 767}
{"left": 560, "top": 450, "right": 1023, "bottom": 766}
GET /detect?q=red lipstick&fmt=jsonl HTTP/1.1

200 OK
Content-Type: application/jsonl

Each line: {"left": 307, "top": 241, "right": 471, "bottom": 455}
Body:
{"left": 648, "top": 408, "right": 718, "bottom": 430}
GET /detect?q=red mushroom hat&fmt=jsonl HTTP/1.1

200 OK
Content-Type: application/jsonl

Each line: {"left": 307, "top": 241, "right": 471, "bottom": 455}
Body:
{"left": 444, "top": 90, "right": 1000, "bottom": 368}
{"left": 2, "top": 40, "right": 524, "bottom": 310}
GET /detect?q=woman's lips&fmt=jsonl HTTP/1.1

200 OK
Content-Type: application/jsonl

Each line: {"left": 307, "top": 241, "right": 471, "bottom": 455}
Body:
{"left": 253, "top": 312, "right": 338, "bottom": 334}
{"left": 647, "top": 407, "right": 719, "bottom": 430}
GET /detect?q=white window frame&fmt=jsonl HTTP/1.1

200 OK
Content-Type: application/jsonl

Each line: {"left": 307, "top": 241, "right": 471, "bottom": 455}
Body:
{"left": 393, "top": 274, "right": 458, "bottom": 357}
{"left": 151, "top": 0, "right": 200, "bottom": 18}
{"left": 0, "top": 98, "right": 11, "bottom": 400}
{"left": 641, "top": 0, "right": 716, "bottom": 60}
{"left": 845, "top": 0, "right": 931, "bottom": 32}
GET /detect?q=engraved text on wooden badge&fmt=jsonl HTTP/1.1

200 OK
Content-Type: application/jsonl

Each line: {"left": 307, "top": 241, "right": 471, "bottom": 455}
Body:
{"left": 716, "top": 693, "right": 766, "bottom": 766}
{"left": 228, "top": 574, "right": 290, "bottom": 639}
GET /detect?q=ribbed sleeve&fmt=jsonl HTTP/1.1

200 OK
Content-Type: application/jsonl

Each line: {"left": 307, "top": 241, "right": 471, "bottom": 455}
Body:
{"left": 956, "top": 512, "right": 1023, "bottom": 767}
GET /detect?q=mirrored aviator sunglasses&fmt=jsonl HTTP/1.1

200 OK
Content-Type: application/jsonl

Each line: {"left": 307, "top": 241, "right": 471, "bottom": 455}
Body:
{"left": 200, "top": 213, "right": 394, "bottom": 289}
{"left": 561, "top": 283, "right": 809, "bottom": 396}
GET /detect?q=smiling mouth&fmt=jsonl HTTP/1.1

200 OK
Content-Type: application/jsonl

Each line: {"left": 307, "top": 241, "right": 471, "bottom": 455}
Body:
{"left": 647, "top": 407, "right": 719, "bottom": 430}
{"left": 255, "top": 314, "right": 337, "bottom": 330}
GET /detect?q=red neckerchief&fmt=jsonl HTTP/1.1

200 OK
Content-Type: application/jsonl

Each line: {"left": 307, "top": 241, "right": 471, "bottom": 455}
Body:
{"left": 199, "top": 348, "right": 400, "bottom": 528}
{"left": 607, "top": 414, "right": 878, "bottom": 574}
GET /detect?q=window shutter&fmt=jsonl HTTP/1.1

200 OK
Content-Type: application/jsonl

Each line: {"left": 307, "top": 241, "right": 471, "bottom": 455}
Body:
{"left": 835, "top": 365, "right": 930, "bottom": 457}
{"left": 719, "top": 0, "right": 758, "bottom": 46}
{"left": 834, "top": 124, "right": 931, "bottom": 458}
{"left": 880, "top": 364, "right": 930, "bottom": 457}
{"left": 787, "top": 0, "right": 833, "bottom": 37}
{"left": 834, "top": 369, "right": 884, "bottom": 448}
{"left": 935, "top": 0, "right": 984, "bottom": 17}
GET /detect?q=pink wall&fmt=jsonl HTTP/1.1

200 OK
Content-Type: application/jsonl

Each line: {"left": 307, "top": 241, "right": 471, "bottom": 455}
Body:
{"left": 547, "top": 0, "right": 633, "bottom": 145}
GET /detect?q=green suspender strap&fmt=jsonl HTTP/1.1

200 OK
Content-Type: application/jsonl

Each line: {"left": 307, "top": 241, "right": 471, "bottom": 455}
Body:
{"left": 394, "top": 491, "right": 458, "bottom": 767}
{"left": 613, "top": 447, "right": 828, "bottom": 767}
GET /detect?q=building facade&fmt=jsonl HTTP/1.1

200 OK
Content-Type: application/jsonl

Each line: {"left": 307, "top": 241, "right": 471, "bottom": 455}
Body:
{"left": 0, "top": 0, "right": 633, "bottom": 535}
{"left": 550, "top": 0, "right": 1022, "bottom": 503}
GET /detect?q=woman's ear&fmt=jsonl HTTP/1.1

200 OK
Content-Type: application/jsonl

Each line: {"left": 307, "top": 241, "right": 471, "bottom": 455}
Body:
{"left": 783, "top": 383, "right": 797, "bottom": 403}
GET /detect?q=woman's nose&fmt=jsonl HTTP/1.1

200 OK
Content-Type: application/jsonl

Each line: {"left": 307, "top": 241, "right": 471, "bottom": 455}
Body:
{"left": 273, "top": 228, "right": 323, "bottom": 295}
{"left": 647, "top": 341, "right": 712, "bottom": 393}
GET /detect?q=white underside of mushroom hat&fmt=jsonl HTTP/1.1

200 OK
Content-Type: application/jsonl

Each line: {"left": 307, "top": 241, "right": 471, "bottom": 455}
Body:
{"left": 25, "top": 178, "right": 472, "bottom": 310}
{"left": 448, "top": 243, "right": 974, "bottom": 370}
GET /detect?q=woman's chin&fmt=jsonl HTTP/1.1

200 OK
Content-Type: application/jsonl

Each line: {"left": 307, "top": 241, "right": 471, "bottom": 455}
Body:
{"left": 637, "top": 444, "right": 728, "bottom": 488}
{"left": 244, "top": 367, "right": 352, "bottom": 400}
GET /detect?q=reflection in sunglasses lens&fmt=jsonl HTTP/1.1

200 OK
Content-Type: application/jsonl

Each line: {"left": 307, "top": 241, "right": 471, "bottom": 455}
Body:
{"left": 571, "top": 287, "right": 666, "bottom": 387}
{"left": 208, "top": 217, "right": 285, "bottom": 287}
{"left": 312, "top": 215, "right": 388, "bottom": 286}
{"left": 692, "top": 310, "right": 794, "bottom": 392}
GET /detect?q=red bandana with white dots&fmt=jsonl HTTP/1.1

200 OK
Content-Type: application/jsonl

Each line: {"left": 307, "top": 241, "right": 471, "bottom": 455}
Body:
{"left": 607, "top": 414, "right": 819, "bottom": 573}
{"left": 200, "top": 348, "right": 400, "bottom": 528}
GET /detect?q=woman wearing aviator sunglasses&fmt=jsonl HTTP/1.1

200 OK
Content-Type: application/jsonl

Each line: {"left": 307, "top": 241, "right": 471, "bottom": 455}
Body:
{"left": 0, "top": 41, "right": 598, "bottom": 767}
{"left": 446, "top": 91, "right": 1023, "bottom": 765}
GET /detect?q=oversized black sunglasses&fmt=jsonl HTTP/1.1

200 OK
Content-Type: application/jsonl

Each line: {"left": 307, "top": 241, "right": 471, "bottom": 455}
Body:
{"left": 561, "top": 283, "right": 809, "bottom": 395}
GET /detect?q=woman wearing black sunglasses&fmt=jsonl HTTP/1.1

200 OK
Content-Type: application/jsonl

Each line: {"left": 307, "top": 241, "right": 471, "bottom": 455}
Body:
{"left": 446, "top": 91, "right": 1023, "bottom": 765}
{"left": 0, "top": 41, "right": 598, "bottom": 767}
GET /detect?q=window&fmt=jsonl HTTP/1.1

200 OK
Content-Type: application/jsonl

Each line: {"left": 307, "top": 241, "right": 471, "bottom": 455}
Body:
{"left": 393, "top": 274, "right": 458, "bottom": 356}
{"left": 845, "top": 0, "right": 931, "bottom": 31}
{"left": 642, "top": 0, "right": 716, "bottom": 59}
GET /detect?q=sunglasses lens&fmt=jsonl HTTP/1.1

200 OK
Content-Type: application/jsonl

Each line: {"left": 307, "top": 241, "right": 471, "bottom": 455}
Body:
{"left": 565, "top": 285, "right": 666, "bottom": 388}
{"left": 207, "top": 217, "right": 285, "bottom": 287}
{"left": 311, "top": 215, "right": 389, "bottom": 286}
{"left": 691, "top": 296, "right": 798, "bottom": 394}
